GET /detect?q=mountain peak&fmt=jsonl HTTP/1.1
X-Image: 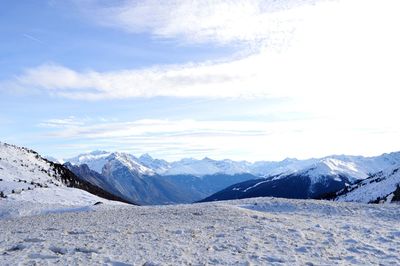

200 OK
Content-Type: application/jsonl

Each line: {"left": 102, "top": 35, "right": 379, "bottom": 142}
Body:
{"left": 89, "top": 150, "right": 109, "bottom": 156}
{"left": 106, "top": 152, "right": 155, "bottom": 176}
{"left": 139, "top": 153, "right": 153, "bottom": 161}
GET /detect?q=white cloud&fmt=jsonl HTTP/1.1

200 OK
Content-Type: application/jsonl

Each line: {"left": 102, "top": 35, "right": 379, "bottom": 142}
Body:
{"left": 38, "top": 118, "right": 400, "bottom": 161}
{"left": 11, "top": 59, "right": 264, "bottom": 100}
{"left": 86, "top": 0, "right": 319, "bottom": 45}
{"left": 38, "top": 116, "right": 84, "bottom": 128}
{"left": 3, "top": 0, "right": 400, "bottom": 160}
{"left": 3, "top": 0, "right": 399, "bottom": 104}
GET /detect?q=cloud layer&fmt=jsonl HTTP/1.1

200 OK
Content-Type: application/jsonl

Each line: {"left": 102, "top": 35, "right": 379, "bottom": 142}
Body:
{"left": 39, "top": 118, "right": 281, "bottom": 160}
{"left": 39, "top": 117, "right": 400, "bottom": 161}
{"left": 3, "top": 0, "right": 399, "bottom": 104}
{"left": 87, "top": 0, "right": 320, "bottom": 45}
{"left": 3, "top": 0, "right": 400, "bottom": 160}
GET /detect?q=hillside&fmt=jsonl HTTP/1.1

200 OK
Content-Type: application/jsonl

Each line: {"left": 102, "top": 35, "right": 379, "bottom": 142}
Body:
{"left": 0, "top": 142, "right": 131, "bottom": 206}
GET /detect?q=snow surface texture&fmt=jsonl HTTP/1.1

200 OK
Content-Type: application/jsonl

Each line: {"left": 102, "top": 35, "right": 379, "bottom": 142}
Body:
{"left": 0, "top": 142, "right": 120, "bottom": 206}
{"left": 1, "top": 197, "right": 399, "bottom": 265}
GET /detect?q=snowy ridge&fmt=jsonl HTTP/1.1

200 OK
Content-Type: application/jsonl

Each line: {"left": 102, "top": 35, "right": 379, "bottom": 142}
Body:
{"left": 138, "top": 153, "right": 170, "bottom": 173}
{"left": 299, "top": 158, "right": 366, "bottom": 186}
{"left": 0, "top": 142, "right": 61, "bottom": 196}
{"left": 256, "top": 153, "right": 400, "bottom": 183}
{"left": 67, "top": 151, "right": 112, "bottom": 173}
{"left": 67, "top": 151, "right": 154, "bottom": 176}
{"left": 164, "top": 157, "right": 251, "bottom": 177}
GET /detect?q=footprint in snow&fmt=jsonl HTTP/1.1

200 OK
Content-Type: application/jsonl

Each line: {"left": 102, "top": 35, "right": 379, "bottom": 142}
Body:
{"left": 103, "top": 257, "right": 133, "bottom": 266}
{"left": 389, "top": 231, "right": 400, "bottom": 238}
{"left": 174, "top": 229, "right": 185, "bottom": 235}
{"left": 143, "top": 262, "right": 162, "bottom": 266}
{"left": 74, "top": 247, "right": 98, "bottom": 254}
{"left": 49, "top": 246, "right": 67, "bottom": 255}
{"left": 28, "top": 253, "right": 59, "bottom": 259}
{"left": 344, "top": 239, "right": 358, "bottom": 244}
{"left": 295, "top": 246, "right": 309, "bottom": 253}
{"left": 6, "top": 244, "right": 26, "bottom": 252}
{"left": 347, "top": 247, "right": 362, "bottom": 254}
{"left": 24, "top": 238, "right": 45, "bottom": 243}
{"left": 265, "top": 256, "right": 285, "bottom": 263}
{"left": 67, "top": 230, "right": 86, "bottom": 235}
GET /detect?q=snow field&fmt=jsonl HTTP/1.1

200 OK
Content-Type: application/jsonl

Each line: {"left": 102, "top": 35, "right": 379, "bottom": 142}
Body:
{"left": 1, "top": 197, "right": 399, "bottom": 265}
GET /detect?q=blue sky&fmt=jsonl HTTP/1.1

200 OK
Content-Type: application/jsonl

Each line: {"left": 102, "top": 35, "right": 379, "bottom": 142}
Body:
{"left": 1, "top": 0, "right": 400, "bottom": 161}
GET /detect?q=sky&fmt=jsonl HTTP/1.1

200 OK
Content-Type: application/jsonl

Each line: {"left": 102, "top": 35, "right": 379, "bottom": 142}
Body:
{"left": 1, "top": 0, "right": 400, "bottom": 161}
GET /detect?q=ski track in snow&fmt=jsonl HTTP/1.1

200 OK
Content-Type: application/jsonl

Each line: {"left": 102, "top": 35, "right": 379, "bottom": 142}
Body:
{"left": 1, "top": 197, "right": 399, "bottom": 265}
{"left": 242, "top": 180, "right": 269, "bottom": 193}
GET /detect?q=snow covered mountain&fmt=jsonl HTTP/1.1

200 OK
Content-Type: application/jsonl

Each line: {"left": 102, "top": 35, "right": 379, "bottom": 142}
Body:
{"left": 138, "top": 153, "right": 170, "bottom": 173}
{"left": 159, "top": 153, "right": 400, "bottom": 178}
{"left": 64, "top": 150, "right": 400, "bottom": 204}
{"left": 65, "top": 152, "right": 259, "bottom": 204}
{"left": 0, "top": 142, "right": 130, "bottom": 206}
{"left": 249, "top": 153, "right": 400, "bottom": 179}
{"left": 67, "top": 151, "right": 153, "bottom": 175}
{"left": 334, "top": 164, "right": 400, "bottom": 203}
{"left": 66, "top": 152, "right": 253, "bottom": 176}
{"left": 65, "top": 151, "right": 400, "bottom": 178}
{"left": 163, "top": 157, "right": 252, "bottom": 176}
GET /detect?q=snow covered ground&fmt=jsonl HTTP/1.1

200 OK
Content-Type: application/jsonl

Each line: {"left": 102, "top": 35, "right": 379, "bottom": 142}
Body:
{"left": 1, "top": 197, "right": 399, "bottom": 265}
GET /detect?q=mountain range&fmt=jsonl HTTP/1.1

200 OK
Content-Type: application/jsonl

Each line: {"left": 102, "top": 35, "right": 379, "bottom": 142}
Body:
{"left": 62, "top": 149, "right": 400, "bottom": 204}
{"left": 2, "top": 141, "right": 400, "bottom": 206}
{"left": 64, "top": 151, "right": 258, "bottom": 204}
{"left": 65, "top": 150, "right": 400, "bottom": 178}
